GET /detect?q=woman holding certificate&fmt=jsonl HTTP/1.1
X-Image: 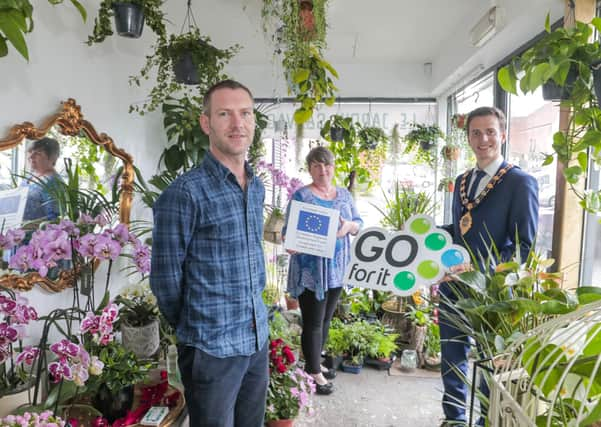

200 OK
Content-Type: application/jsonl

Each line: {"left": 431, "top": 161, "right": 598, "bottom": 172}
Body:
{"left": 283, "top": 146, "right": 363, "bottom": 395}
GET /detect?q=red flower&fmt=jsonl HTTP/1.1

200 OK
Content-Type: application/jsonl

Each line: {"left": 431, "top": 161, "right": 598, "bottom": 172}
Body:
{"left": 276, "top": 362, "right": 287, "bottom": 373}
{"left": 282, "top": 346, "right": 295, "bottom": 364}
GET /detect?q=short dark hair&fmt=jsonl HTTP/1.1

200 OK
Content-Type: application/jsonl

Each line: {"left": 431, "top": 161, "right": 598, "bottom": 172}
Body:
{"left": 202, "top": 80, "right": 254, "bottom": 115}
{"left": 28, "top": 137, "right": 60, "bottom": 161}
{"left": 466, "top": 106, "right": 507, "bottom": 134}
{"left": 306, "top": 146, "right": 334, "bottom": 169}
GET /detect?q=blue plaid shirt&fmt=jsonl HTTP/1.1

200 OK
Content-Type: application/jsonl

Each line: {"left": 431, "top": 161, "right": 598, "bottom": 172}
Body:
{"left": 150, "top": 152, "right": 267, "bottom": 357}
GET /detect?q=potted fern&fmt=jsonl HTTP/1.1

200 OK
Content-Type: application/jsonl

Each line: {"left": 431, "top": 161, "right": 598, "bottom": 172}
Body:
{"left": 86, "top": 0, "right": 166, "bottom": 45}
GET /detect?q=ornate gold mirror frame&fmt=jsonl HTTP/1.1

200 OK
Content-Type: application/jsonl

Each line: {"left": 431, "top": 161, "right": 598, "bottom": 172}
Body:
{"left": 0, "top": 98, "right": 134, "bottom": 292}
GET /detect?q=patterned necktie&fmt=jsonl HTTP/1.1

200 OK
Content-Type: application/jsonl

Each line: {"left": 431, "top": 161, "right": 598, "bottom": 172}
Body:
{"left": 468, "top": 169, "right": 487, "bottom": 201}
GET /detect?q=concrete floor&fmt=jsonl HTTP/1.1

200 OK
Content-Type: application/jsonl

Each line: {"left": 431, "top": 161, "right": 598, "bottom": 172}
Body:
{"left": 295, "top": 364, "right": 444, "bottom": 427}
{"left": 176, "top": 365, "right": 443, "bottom": 427}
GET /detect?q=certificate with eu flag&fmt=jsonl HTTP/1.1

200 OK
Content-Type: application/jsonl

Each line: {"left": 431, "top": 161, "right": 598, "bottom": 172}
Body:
{"left": 283, "top": 200, "right": 340, "bottom": 258}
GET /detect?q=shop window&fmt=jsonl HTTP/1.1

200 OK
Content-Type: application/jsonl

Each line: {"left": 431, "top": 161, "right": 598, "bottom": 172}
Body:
{"left": 580, "top": 166, "right": 601, "bottom": 285}
{"left": 506, "top": 88, "right": 559, "bottom": 258}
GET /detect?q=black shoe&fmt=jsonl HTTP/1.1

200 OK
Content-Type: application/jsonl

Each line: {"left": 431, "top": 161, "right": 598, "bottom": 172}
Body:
{"left": 315, "top": 382, "right": 334, "bottom": 395}
{"left": 322, "top": 368, "right": 336, "bottom": 380}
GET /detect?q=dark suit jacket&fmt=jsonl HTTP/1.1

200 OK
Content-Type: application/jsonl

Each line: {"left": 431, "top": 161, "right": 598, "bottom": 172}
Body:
{"left": 443, "top": 161, "right": 539, "bottom": 266}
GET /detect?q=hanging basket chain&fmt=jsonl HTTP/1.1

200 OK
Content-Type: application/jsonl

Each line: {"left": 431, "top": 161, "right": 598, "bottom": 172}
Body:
{"left": 180, "top": 0, "right": 200, "bottom": 35}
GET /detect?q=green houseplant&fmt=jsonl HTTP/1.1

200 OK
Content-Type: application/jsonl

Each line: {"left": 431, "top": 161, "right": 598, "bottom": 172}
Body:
{"left": 261, "top": 0, "right": 338, "bottom": 127}
{"left": 0, "top": 0, "right": 86, "bottom": 60}
{"left": 320, "top": 115, "right": 379, "bottom": 192}
{"left": 403, "top": 122, "right": 445, "bottom": 167}
{"left": 129, "top": 28, "right": 240, "bottom": 114}
{"left": 497, "top": 16, "right": 601, "bottom": 214}
{"left": 371, "top": 182, "right": 435, "bottom": 231}
{"left": 86, "top": 0, "right": 166, "bottom": 45}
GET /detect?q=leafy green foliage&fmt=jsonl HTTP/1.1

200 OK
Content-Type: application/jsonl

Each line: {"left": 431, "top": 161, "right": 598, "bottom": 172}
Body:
{"left": 442, "top": 251, "right": 601, "bottom": 359}
{"left": 497, "top": 16, "right": 601, "bottom": 213}
{"left": 261, "top": 0, "right": 338, "bottom": 126}
{"left": 129, "top": 28, "right": 239, "bottom": 114}
{"left": 403, "top": 122, "right": 445, "bottom": 167}
{"left": 0, "top": 0, "right": 85, "bottom": 60}
{"left": 288, "top": 46, "right": 338, "bottom": 125}
{"left": 371, "top": 182, "right": 434, "bottom": 231}
{"left": 86, "top": 0, "right": 165, "bottom": 45}
{"left": 320, "top": 115, "right": 387, "bottom": 192}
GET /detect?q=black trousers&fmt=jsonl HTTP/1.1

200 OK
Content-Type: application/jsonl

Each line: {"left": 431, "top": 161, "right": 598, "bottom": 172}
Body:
{"left": 298, "top": 287, "right": 342, "bottom": 374}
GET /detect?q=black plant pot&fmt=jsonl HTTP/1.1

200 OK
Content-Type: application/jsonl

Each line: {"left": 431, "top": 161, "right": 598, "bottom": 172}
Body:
{"left": 173, "top": 52, "right": 200, "bottom": 85}
{"left": 542, "top": 67, "right": 578, "bottom": 101}
{"left": 93, "top": 384, "right": 134, "bottom": 423}
{"left": 419, "top": 140, "right": 435, "bottom": 151}
{"left": 323, "top": 354, "right": 343, "bottom": 370}
{"left": 592, "top": 60, "right": 601, "bottom": 102}
{"left": 113, "top": 2, "right": 145, "bottom": 39}
{"left": 330, "top": 126, "right": 344, "bottom": 142}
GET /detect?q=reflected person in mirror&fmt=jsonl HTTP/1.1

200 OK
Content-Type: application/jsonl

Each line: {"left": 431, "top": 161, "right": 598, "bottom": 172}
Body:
{"left": 21, "top": 137, "right": 62, "bottom": 222}
{"left": 150, "top": 80, "right": 268, "bottom": 427}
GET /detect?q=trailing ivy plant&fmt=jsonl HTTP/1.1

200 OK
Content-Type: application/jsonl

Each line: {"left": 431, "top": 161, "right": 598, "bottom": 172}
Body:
{"left": 0, "top": 0, "right": 86, "bottom": 60}
{"left": 497, "top": 16, "right": 601, "bottom": 214}
{"left": 86, "top": 0, "right": 166, "bottom": 45}
{"left": 129, "top": 28, "right": 240, "bottom": 114}
{"left": 287, "top": 45, "right": 338, "bottom": 124}
{"left": 261, "top": 0, "right": 338, "bottom": 126}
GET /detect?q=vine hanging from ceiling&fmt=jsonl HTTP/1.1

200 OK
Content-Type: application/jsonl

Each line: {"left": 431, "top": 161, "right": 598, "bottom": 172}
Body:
{"left": 261, "top": 0, "right": 339, "bottom": 126}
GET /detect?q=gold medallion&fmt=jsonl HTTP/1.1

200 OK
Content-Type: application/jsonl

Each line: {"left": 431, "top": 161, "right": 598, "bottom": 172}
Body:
{"left": 460, "top": 212, "right": 472, "bottom": 235}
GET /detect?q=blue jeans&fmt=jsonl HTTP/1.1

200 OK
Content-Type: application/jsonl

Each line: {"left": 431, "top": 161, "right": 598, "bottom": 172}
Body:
{"left": 177, "top": 340, "right": 269, "bottom": 427}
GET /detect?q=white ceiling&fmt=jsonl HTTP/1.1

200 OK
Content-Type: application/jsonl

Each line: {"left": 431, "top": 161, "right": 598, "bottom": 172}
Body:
{"left": 166, "top": 0, "right": 488, "bottom": 66}
{"left": 159, "top": 0, "right": 565, "bottom": 98}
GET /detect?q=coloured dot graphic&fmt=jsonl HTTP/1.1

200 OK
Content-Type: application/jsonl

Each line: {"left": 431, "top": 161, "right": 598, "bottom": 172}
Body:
{"left": 425, "top": 233, "right": 446, "bottom": 251}
{"left": 346, "top": 214, "right": 470, "bottom": 297}
{"left": 394, "top": 271, "right": 416, "bottom": 291}
{"left": 441, "top": 249, "right": 466, "bottom": 268}
{"left": 409, "top": 217, "right": 430, "bottom": 234}
{"left": 417, "top": 260, "right": 439, "bottom": 279}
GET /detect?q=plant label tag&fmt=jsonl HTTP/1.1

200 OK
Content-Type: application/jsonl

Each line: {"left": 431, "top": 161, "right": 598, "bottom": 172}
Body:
{"left": 140, "top": 406, "right": 169, "bottom": 426}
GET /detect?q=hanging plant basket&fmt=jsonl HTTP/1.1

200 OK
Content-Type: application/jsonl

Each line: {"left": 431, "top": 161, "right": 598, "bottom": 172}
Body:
{"left": 441, "top": 145, "right": 460, "bottom": 161}
{"left": 419, "top": 140, "right": 436, "bottom": 151}
{"left": 330, "top": 126, "right": 344, "bottom": 142}
{"left": 173, "top": 50, "right": 200, "bottom": 85}
{"left": 542, "top": 67, "right": 578, "bottom": 101}
{"left": 113, "top": 2, "right": 145, "bottom": 38}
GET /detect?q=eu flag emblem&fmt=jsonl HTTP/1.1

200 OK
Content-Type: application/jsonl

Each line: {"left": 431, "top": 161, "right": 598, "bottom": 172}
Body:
{"left": 297, "top": 210, "right": 330, "bottom": 237}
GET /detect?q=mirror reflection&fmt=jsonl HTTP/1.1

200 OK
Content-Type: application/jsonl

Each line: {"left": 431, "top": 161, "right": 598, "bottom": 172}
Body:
{"left": 0, "top": 98, "right": 134, "bottom": 292}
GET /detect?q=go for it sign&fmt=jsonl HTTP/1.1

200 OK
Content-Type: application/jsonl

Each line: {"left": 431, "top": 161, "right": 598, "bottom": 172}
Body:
{"left": 343, "top": 215, "right": 469, "bottom": 296}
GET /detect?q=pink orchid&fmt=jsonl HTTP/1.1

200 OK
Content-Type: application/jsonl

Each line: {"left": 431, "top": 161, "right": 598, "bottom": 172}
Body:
{"left": 16, "top": 346, "right": 40, "bottom": 365}
{"left": 50, "top": 339, "right": 80, "bottom": 358}
{"left": 0, "top": 323, "right": 19, "bottom": 344}
{"left": 49, "top": 359, "right": 73, "bottom": 383}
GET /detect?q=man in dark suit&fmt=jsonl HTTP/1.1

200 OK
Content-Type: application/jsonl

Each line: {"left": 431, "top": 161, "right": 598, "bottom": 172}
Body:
{"left": 439, "top": 106, "right": 539, "bottom": 426}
